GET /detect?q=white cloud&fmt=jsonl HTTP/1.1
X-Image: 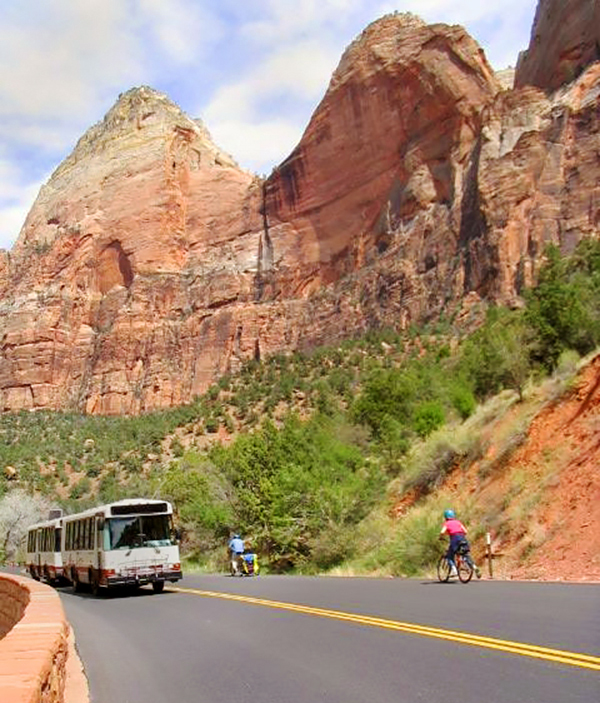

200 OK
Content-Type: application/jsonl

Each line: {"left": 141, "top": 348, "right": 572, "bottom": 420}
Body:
{"left": 0, "top": 0, "right": 143, "bottom": 123}
{"left": 137, "top": 0, "right": 225, "bottom": 64}
{"left": 0, "top": 164, "right": 43, "bottom": 251}
{"left": 239, "top": 0, "right": 363, "bottom": 45}
{"left": 0, "top": 203, "right": 30, "bottom": 251}
{"left": 206, "top": 119, "right": 304, "bottom": 174}
{"left": 204, "top": 39, "right": 340, "bottom": 122}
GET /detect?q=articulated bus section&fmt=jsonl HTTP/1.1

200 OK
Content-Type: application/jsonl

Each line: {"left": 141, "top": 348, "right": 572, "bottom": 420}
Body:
{"left": 26, "top": 517, "right": 64, "bottom": 584}
{"left": 26, "top": 498, "right": 182, "bottom": 594}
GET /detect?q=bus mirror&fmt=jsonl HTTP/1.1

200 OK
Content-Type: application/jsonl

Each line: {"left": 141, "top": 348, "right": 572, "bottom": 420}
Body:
{"left": 97, "top": 518, "right": 105, "bottom": 530}
{"left": 173, "top": 527, "right": 182, "bottom": 542}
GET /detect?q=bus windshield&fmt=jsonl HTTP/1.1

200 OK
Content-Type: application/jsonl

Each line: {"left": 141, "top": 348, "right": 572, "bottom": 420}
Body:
{"left": 108, "top": 515, "right": 174, "bottom": 550}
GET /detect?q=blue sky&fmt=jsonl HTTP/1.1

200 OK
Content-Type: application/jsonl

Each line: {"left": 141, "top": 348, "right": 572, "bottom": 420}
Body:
{"left": 0, "top": 0, "right": 538, "bottom": 252}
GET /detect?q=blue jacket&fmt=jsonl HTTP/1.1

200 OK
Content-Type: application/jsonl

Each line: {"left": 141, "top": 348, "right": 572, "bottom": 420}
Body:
{"left": 228, "top": 537, "right": 244, "bottom": 554}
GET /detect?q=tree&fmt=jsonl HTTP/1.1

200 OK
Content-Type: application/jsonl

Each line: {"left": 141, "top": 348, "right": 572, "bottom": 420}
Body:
{"left": 0, "top": 490, "right": 50, "bottom": 562}
{"left": 497, "top": 316, "right": 532, "bottom": 401}
{"left": 525, "top": 243, "right": 600, "bottom": 369}
{"left": 460, "top": 308, "right": 532, "bottom": 400}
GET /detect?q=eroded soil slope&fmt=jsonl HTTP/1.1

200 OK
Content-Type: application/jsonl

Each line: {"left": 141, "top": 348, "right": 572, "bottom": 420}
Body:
{"left": 466, "top": 356, "right": 600, "bottom": 581}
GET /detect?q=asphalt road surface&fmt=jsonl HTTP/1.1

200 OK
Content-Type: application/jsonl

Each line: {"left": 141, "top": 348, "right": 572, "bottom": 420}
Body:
{"left": 54, "top": 573, "right": 600, "bottom": 703}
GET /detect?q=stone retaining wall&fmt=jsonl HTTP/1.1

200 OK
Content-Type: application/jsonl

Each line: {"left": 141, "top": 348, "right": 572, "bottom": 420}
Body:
{"left": 0, "top": 573, "right": 69, "bottom": 703}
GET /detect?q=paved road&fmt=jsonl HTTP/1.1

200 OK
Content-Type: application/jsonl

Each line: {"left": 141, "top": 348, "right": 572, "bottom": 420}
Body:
{"left": 58, "top": 574, "right": 599, "bottom": 703}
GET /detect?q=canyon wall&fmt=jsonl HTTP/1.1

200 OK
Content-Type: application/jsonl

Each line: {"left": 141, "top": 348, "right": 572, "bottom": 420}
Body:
{"left": 0, "top": 2, "right": 598, "bottom": 414}
{"left": 515, "top": 0, "right": 600, "bottom": 92}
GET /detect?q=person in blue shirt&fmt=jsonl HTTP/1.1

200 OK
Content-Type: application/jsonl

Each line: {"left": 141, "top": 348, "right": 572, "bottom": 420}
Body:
{"left": 228, "top": 534, "right": 244, "bottom": 575}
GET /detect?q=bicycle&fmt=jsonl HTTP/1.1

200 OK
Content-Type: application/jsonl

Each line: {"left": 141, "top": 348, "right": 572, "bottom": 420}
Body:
{"left": 437, "top": 542, "right": 477, "bottom": 583}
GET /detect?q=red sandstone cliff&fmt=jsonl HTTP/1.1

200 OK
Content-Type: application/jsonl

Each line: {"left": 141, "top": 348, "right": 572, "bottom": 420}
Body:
{"left": 0, "top": 8, "right": 599, "bottom": 414}
{"left": 515, "top": 0, "right": 600, "bottom": 92}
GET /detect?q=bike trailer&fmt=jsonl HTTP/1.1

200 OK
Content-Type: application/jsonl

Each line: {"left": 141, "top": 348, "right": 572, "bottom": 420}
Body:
{"left": 241, "top": 553, "right": 259, "bottom": 575}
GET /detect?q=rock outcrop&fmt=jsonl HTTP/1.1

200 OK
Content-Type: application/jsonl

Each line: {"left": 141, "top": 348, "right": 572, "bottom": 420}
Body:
{"left": 515, "top": 0, "right": 600, "bottom": 92}
{"left": 0, "top": 9, "right": 599, "bottom": 414}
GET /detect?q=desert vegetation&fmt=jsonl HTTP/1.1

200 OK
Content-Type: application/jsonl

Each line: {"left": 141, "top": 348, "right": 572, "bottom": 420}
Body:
{"left": 1, "top": 240, "right": 599, "bottom": 573}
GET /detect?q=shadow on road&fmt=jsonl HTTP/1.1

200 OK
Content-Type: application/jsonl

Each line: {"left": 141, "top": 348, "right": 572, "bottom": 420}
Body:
{"left": 55, "top": 584, "right": 179, "bottom": 600}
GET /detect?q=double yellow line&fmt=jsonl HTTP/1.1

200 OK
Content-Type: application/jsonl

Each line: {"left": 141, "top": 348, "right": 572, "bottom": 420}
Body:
{"left": 170, "top": 586, "right": 600, "bottom": 672}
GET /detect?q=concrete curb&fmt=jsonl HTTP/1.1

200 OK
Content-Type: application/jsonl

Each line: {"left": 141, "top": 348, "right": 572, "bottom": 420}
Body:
{"left": 0, "top": 573, "right": 88, "bottom": 703}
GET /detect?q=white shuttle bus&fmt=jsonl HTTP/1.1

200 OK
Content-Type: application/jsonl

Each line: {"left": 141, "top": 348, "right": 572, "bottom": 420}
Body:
{"left": 26, "top": 517, "right": 64, "bottom": 584}
{"left": 62, "top": 498, "right": 182, "bottom": 594}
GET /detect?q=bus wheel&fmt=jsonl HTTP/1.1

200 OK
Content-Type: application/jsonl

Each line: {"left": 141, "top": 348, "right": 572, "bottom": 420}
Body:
{"left": 30, "top": 567, "right": 40, "bottom": 581}
{"left": 152, "top": 581, "right": 165, "bottom": 594}
{"left": 73, "top": 571, "right": 83, "bottom": 593}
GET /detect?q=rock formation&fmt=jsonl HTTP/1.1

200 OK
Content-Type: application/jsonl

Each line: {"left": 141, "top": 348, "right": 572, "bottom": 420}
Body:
{"left": 0, "top": 5, "right": 599, "bottom": 414}
{"left": 515, "top": 0, "right": 600, "bottom": 92}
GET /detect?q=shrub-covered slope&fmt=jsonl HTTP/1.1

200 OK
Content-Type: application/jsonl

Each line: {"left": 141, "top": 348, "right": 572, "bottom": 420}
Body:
{"left": 1, "top": 241, "right": 599, "bottom": 577}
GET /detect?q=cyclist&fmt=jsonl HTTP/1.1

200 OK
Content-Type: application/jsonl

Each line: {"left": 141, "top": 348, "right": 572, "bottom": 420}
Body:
{"left": 439, "top": 509, "right": 481, "bottom": 578}
{"left": 228, "top": 533, "right": 245, "bottom": 575}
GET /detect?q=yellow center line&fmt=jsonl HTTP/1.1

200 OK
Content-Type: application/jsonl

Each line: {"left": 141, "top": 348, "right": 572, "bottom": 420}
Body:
{"left": 169, "top": 586, "right": 600, "bottom": 672}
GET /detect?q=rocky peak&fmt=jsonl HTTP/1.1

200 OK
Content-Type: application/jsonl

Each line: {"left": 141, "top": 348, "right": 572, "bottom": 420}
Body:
{"left": 10, "top": 84, "right": 245, "bottom": 264}
{"left": 333, "top": 12, "right": 426, "bottom": 79}
{"left": 53, "top": 86, "right": 238, "bottom": 179}
{"left": 331, "top": 12, "right": 497, "bottom": 94}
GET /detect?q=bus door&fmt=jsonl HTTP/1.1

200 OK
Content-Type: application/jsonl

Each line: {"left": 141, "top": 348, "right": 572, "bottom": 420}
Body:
{"left": 36, "top": 528, "right": 43, "bottom": 574}
{"left": 95, "top": 515, "right": 105, "bottom": 574}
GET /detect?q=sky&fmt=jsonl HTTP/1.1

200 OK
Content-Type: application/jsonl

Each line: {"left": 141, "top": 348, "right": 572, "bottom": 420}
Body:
{"left": 0, "top": 0, "right": 539, "bottom": 252}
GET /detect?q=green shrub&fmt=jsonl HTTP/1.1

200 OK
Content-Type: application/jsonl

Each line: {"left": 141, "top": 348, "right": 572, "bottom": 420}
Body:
{"left": 170, "top": 438, "right": 185, "bottom": 458}
{"left": 413, "top": 401, "right": 445, "bottom": 438}
{"left": 205, "top": 418, "right": 219, "bottom": 434}
{"left": 69, "top": 477, "right": 91, "bottom": 500}
{"left": 451, "top": 385, "right": 476, "bottom": 419}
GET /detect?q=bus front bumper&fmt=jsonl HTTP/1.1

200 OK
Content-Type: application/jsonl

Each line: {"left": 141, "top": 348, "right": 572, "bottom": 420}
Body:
{"left": 104, "top": 569, "right": 183, "bottom": 587}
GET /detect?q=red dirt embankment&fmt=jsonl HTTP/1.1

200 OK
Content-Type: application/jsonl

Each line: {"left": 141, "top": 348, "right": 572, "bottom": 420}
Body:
{"left": 507, "top": 357, "right": 600, "bottom": 580}
{"left": 423, "top": 354, "right": 600, "bottom": 581}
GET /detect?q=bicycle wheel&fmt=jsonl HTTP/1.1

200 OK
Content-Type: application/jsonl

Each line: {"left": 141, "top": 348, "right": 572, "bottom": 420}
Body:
{"left": 437, "top": 555, "right": 451, "bottom": 583}
{"left": 457, "top": 555, "right": 473, "bottom": 583}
